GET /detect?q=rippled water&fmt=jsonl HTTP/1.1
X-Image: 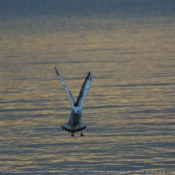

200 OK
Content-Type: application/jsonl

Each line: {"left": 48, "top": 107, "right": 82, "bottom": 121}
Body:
{"left": 0, "top": 15, "right": 175, "bottom": 174}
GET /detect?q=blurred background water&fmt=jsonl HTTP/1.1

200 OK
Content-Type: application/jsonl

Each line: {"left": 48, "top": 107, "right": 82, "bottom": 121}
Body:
{"left": 0, "top": 1, "right": 175, "bottom": 174}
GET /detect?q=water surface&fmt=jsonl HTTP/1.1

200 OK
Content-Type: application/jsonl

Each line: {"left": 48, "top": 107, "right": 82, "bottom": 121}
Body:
{"left": 0, "top": 15, "right": 175, "bottom": 174}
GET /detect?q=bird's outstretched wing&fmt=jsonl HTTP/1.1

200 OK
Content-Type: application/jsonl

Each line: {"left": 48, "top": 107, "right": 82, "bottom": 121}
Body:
{"left": 75, "top": 72, "right": 92, "bottom": 107}
{"left": 54, "top": 67, "right": 74, "bottom": 107}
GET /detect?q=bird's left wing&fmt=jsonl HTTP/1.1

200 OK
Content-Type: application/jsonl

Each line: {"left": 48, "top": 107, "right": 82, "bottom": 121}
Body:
{"left": 75, "top": 72, "right": 92, "bottom": 107}
{"left": 54, "top": 67, "right": 74, "bottom": 107}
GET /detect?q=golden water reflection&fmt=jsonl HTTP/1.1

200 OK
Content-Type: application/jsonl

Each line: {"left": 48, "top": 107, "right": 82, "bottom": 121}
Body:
{"left": 0, "top": 15, "right": 175, "bottom": 172}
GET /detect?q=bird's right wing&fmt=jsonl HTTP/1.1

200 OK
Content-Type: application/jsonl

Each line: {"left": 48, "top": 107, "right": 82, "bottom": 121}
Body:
{"left": 54, "top": 67, "right": 74, "bottom": 107}
{"left": 74, "top": 72, "right": 92, "bottom": 107}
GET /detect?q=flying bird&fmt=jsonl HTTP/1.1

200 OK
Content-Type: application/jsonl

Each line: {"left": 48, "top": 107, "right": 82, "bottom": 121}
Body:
{"left": 54, "top": 67, "right": 92, "bottom": 137}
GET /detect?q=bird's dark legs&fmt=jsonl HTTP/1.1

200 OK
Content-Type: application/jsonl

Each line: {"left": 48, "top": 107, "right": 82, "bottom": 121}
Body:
{"left": 79, "top": 123, "right": 84, "bottom": 136}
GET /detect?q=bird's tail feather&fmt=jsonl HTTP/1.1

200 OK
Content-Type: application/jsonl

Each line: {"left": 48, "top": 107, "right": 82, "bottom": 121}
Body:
{"left": 61, "top": 121, "right": 87, "bottom": 133}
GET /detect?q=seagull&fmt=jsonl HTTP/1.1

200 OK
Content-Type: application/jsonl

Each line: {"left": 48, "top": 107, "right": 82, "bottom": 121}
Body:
{"left": 54, "top": 67, "right": 92, "bottom": 137}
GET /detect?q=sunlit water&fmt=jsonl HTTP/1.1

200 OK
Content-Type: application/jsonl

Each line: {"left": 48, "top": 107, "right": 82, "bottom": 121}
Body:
{"left": 0, "top": 15, "right": 175, "bottom": 174}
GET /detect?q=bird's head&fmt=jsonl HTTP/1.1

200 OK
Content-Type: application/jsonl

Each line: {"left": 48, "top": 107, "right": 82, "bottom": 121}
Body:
{"left": 73, "top": 107, "right": 81, "bottom": 114}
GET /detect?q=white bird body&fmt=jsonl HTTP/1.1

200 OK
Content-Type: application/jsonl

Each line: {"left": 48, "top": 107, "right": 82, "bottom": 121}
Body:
{"left": 54, "top": 67, "right": 92, "bottom": 136}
